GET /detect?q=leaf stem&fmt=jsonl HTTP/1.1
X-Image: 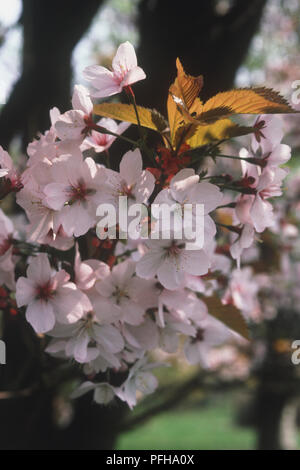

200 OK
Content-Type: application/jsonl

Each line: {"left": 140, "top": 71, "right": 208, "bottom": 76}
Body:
{"left": 215, "top": 154, "right": 265, "bottom": 167}
{"left": 125, "top": 86, "right": 143, "bottom": 138}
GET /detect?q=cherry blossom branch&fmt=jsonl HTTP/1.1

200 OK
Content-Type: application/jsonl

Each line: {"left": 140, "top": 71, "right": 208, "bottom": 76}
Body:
{"left": 215, "top": 153, "right": 266, "bottom": 167}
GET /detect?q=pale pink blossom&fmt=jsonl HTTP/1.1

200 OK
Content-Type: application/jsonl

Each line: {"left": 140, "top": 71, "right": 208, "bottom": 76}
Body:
{"left": 27, "top": 123, "right": 82, "bottom": 168}
{"left": 153, "top": 169, "right": 222, "bottom": 243}
{"left": 17, "top": 160, "right": 69, "bottom": 242}
{"left": 236, "top": 161, "right": 288, "bottom": 233}
{"left": 27, "top": 129, "right": 58, "bottom": 167}
{"left": 154, "top": 169, "right": 222, "bottom": 213}
{"left": 222, "top": 267, "right": 261, "bottom": 320}
{"left": 136, "top": 236, "right": 211, "bottom": 290}
{"left": 252, "top": 115, "right": 285, "bottom": 154}
{"left": 184, "top": 315, "right": 235, "bottom": 368}
{"left": 54, "top": 85, "right": 93, "bottom": 142}
{"left": 0, "top": 146, "right": 21, "bottom": 190}
{"left": 122, "top": 317, "right": 159, "bottom": 352}
{"left": 240, "top": 143, "right": 291, "bottom": 171}
{"left": 115, "top": 357, "right": 160, "bottom": 409}
{"left": 158, "top": 288, "right": 207, "bottom": 328}
{"left": 16, "top": 254, "right": 92, "bottom": 333}
{"left": 101, "top": 148, "right": 155, "bottom": 207}
{"left": 0, "top": 209, "right": 16, "bottom": 290}
{"left": 74, "top": 243, "right": 110, "bottom": 291}
{"left": 95, "top": 260, "right": 157, "bottom": 325}
{"left": 40, "top": 225, "right": 74, "bottom": 251}
{"left": 81, "top": 117, "right": 131, "bottom": 153}
{"left": 71, "top": 381, "right": 116, "bottom": 405}
{"left": 46, "top": 314, "right": 124, "bottom": 365}
{"left": 43, "top": 154, "right": 105, "bottom": 237}
{"left": 230, "top": 224, "right": 255, "bottom": 268}
{"left": 83, "top": 41, "right": 146, "bottom": 98}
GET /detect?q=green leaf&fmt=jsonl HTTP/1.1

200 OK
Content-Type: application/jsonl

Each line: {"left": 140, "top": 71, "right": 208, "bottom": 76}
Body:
{"left": 93, "top": 103, "right": 168, "bottom": 133}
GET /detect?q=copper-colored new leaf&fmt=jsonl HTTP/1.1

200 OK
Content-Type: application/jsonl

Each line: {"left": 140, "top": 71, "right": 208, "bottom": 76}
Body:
{"left": 198, "top": 88, "right": 297, "bottom": 124}
{"left": 172, "top": 58, "right": 203, "bottom": 110}
{"left": 93, "top": 103, "right": 168, "bottom": 132}
{"left": 167, "top": 59, "right": 203, "bottom": 144}
{"left": 176, "top": 119, "right": 254, "bottom": 148}
{"left": 202, "top": 296, "right": 249, "bottom": 340}
{"left": 167, "top": 92, "right": 185, "bottom": 144}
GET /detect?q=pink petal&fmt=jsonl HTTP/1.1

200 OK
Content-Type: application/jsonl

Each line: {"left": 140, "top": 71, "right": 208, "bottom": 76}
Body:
{"left": 121, "top": 66, "right": 146, "bottom": 87}
{"left": 179, "top": 250, "right": 210, "bottom": 276}
{"left": 92, "top": 324, "right": 124, "bottom": 353}
{"left": 26, "top": 299, "right": 56, "bottom": 333}
{"left": 188, "top": 182, "right": 223, "bottom": 214}
{"left": 134, "top": 170, "right": 155, "bottom": 203}
{"left": 83, "top": 65, "right": 121, "bottom": 98}
{"left": 268, "top": 144, "right": 291, "bottom": 166}
{"left": 72, "top": 84, "right": 92, "bottom": 114}
{"left": 120, "top": 298, "right": 145, "bottom": 325}
{"left": 112, "top": 259, "right": 135, "bottom": 285}
{"left": 16, "top": 277, "right": 36, "bottom": 307}
{"left": 66, "top": 331, "right": 90, "bottom": 363}
{"left": 44, "top": 183, "right": 68, "bottom": 210}
{"left": 157, "top": 257, "right": 184, "bottom": 290}
{"left": 54, "top": 110, "right": 85, "bottom": 141}
{"left": 250, "top": 196, "right": 274, "bottom": 232}
{"left": 53, "top": 283, "right": 92, "bottom": 323}
{"left": 136, "top": 249, "right": 163, "bottom": 279}
{"left": 112, "top": 41, "right": 137, "bottom": 75}
{"left": 119, "top": 149, "right": 143, "bottom": 186}
{"left": 59, "top": 203, "right": 95, "bottom": 237}
{"left": 92, "top": 296, "right": 121, "bottom": 323}
{"left": 27, "top": 253, "right": 52, "bottom": 284}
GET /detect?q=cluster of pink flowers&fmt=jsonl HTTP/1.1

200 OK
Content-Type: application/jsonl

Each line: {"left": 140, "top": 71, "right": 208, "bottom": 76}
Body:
{"left": 230, "top": 115, "right": 291, "bottom": 266}
{"left": 0, "top": 41, "right": 293, "bottom": 407}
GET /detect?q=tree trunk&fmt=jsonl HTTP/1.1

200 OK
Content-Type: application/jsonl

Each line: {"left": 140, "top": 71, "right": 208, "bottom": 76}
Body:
{"left": 0, "top": 310, "right": 128, "bottom": 450}
{"left": 0, "top": 391, "right": 127, "bottom": 450}
{"left": 110, "top": 0, "right": 268, "bottom": 168}
{"left": 136, "top": 0, "right": 268, "bottom": 112}
{"left": 256, "top": 390, "right": 298, "bottom": 450}
{"left": 0, "top": 0, "right": 103, "bottom": 149}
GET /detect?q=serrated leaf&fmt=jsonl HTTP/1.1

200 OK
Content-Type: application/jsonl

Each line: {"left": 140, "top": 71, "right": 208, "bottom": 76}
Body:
{"left": 201, "top": 295, "right": 249, "bottom": 340}
{"left": 167, "top": 92, "right": 185, "bottom": 145}
{"left": 186, "top": 119, "right": 253, "bottom": 147}
{"left": 93, "top": 103, "right": 168, "bottom": 133}
{"left": 167, "top": 59, "right": 203, "bottom": 144}
{"left": 170, "top": 58, "right": 203, "bottom": 110}
{"left": 173, "top": 123, "right": 197, "bottom": 150}
{"left": 151, "top": 109, "right": 169, "bottom": 132}
{"left": 196, "top": 88, "right": 297, "bottom": 125}
{"left": 174, "top": 119, "right": 253, "bottom": 149}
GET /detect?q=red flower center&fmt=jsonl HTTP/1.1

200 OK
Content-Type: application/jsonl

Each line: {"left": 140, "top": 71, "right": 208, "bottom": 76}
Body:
{"left": 0, "top": 237, "right": 12, "bottom": 256}
{"left": 66, "top": 179, "right": 92, "bottom": 204}
{"left": 36, "top": 281, "right": 54, "bottom": 301}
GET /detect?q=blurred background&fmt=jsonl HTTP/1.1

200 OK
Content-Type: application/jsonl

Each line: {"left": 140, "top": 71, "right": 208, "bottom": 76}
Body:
{"left": 0, "top": 0, "right": 300, "bottom": 450}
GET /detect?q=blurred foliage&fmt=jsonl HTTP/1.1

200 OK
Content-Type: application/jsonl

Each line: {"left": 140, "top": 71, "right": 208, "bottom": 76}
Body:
{"left": 117, "top": 392, "right": 256, "bottom": 450}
